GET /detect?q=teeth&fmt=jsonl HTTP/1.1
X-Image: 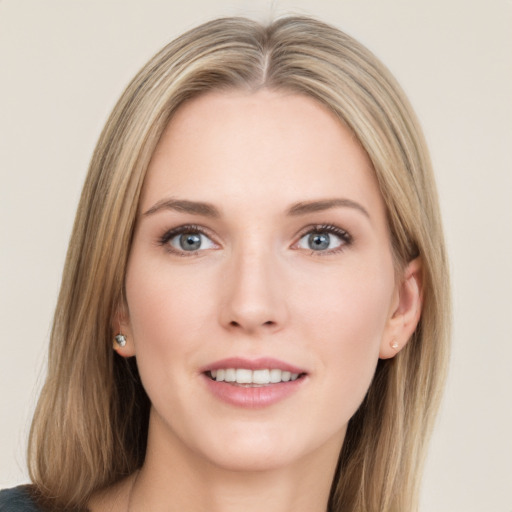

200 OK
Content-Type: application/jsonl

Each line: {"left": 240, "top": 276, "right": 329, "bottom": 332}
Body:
{"left": 253, "top": 369, "right": 270, "bottom": 384}
{"left": 236, "top": 369, "right": 252, "bottom": 384}
{"left": 210, "top": 368, "right": 302, "bottom": 384}
{"left": 225, "top": 368, "right": 236, "bottom": 382}
{"left": 270, "top": 369, "right": 282, "bottom": 383}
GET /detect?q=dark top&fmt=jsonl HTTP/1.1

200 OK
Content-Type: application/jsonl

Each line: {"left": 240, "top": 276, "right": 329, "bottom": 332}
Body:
{"left": 0, "top": 486, "right": 42, "bottom": 512}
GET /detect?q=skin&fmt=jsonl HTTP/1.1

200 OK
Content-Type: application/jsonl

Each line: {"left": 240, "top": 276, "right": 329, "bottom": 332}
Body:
{"left": 91, "top": 89, "right": 422, "bottom": 512}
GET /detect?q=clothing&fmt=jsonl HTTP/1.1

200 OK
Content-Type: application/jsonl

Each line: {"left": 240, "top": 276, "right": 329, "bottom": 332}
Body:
{"left": 0, "top": 486, "right": 42, "bottom": 512}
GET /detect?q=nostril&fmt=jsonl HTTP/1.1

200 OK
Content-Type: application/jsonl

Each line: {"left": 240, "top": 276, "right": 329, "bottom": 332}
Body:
{"left": 228, "top": 319, "right": 275, "bottom": 328}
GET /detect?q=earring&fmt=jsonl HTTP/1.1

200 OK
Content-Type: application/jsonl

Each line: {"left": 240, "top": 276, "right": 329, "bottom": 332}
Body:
{"left": 114, "top": 333, "right": 127, "bottom": 348}
{"left": 390, "top": 340, "right": 399, "bottom": 350}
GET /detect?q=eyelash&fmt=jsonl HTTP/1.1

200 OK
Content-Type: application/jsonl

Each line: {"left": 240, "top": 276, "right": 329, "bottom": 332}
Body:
{"left": 157, "top": 223, "right": 353, "bottom": 256}
{"left": 158, "top": 224, "right": 215, "bottom": 257}
{"left": 295, "top": 224, "right": 353, "bottom": 256}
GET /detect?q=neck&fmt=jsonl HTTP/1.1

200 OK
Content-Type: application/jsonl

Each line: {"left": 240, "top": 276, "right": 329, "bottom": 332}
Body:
{"left": 128, "top": 410, "right": 343, "bottom": 512}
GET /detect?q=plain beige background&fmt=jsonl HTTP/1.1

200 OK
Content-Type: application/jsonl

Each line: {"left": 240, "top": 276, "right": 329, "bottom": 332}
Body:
{"left": 1, "top": 1, "right": 511, "bottom": 511}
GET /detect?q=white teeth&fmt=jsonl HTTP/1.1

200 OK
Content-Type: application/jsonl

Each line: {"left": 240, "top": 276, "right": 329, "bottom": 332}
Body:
{"left": 269, "top": 369, "right": 282, "bottom": 383}
{"left": 252, "top": 369, "right": 270, "bottom": 384}
{"left": 235, "top": 369, "right": 252, "bottom": 384}
{"left": 211, "top": 368, "right": 302, "bottom": 384}
{"left": 224, "top": 368, "right": 236, "bottom": 382}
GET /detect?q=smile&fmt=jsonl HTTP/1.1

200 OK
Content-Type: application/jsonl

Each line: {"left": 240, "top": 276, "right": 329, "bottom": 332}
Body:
{"left": 201, "top": 357, "right": 308, "bottom": 407}
{"left": 208, "top": 368, "right": 303, "bottom": 385}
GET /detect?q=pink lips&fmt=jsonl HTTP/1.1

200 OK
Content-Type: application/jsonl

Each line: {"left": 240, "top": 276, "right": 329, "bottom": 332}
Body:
{"left": 201, "top": 357, "right": 307, "bottom": 409}
{"left": 201, "top": 357, "right": 305, "bottom": 374}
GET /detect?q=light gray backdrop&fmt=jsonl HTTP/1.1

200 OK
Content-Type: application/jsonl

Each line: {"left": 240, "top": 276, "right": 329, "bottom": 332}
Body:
{"left": 1, "top": 1, "right": 511, "bottom": 511}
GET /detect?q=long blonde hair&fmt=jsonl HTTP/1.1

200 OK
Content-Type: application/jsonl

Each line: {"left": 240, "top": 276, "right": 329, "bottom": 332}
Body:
{"left": 28, "top": 16, "right": 450, "bottom": 512}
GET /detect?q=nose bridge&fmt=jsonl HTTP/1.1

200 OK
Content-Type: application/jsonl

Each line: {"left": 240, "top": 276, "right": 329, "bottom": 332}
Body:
{"left": 221, "top": 237, "right": 286, "bottom": 333}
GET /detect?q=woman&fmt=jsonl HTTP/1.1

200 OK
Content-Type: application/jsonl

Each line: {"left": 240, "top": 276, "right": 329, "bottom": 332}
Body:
{"left": 0, "top": 15, "right": 450, "bottom": 512}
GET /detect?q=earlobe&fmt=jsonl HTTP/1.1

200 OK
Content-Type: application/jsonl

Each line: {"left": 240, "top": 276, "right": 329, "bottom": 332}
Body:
{"left": 112, "top": 303, "right": 136, "bottom": 358}
{"left": 113, "top": 332, "right": 135, "bottom": 357}
{"left": 379, "top": 257, "right": 423, "bottom": 359}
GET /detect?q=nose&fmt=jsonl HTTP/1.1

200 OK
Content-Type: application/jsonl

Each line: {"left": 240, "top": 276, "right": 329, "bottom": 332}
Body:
{"left": 219, "top": 246, "right": 288, "bottom": 335}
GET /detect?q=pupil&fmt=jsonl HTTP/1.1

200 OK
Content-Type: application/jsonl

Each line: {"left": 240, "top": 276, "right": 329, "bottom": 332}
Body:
{"left": 309, "top": 233, "right": 330, "bottom": 250}
{"left": 180, "top": 233, "right": 201, "bottom": 251}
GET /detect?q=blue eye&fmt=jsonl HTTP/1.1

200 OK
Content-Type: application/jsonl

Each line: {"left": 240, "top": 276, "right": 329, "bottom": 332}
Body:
{"left": 161, "top": 226, "right": 217, "bottom": 254}
{"left": 297, "top": 226, "right": 350, "bottom": 253}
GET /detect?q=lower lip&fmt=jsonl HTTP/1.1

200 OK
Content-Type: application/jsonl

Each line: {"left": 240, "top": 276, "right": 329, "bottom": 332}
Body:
{"left": 202, "top": 374, "right": 305, "bottom": 408}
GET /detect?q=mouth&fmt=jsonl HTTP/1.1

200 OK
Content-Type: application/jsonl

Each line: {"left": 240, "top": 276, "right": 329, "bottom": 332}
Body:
{"left": 205, "top": 368, "right": 307, "bottom": 387}
{"left": 200, "top": 357, "right": 308, "bottom": 406}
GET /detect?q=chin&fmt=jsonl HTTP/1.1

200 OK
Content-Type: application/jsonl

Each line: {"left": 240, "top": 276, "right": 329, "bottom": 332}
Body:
{"left": 204, "top": 442, "right": 299, "bottom": 473}
{"left": 194, "top": 422, "right": 342, "bottom": 474}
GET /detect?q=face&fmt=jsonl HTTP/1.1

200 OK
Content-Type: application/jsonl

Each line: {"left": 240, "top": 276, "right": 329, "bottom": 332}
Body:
{"left": 122, "top": 89, "right": 405, "bottom": 473}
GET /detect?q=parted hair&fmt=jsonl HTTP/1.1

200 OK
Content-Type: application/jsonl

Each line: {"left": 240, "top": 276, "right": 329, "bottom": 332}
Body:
{"left": 28, "top": 16, "right": 450, "bottom": 512}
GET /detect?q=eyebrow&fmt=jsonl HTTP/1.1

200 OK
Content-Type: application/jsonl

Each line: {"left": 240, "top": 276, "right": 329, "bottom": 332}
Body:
{"left": 143, "top": 197, "right": 370, "bottom": 219}
{"left": 144, "top": 198, "right": 220, "bottom": 217}
{"left": 286, "top": 198, "right": 370, "bottom": 218}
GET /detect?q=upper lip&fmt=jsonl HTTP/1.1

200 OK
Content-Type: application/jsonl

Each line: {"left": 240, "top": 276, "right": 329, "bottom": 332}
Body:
{"left": 200, "top": 357, "right": 307, "bottom": 375}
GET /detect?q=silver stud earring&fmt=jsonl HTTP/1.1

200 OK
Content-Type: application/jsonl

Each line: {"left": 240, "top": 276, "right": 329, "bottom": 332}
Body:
{"left": 114, "top": 333, "right": 127, "bottom": 347}
{"left": 390, "top": 340, "right": 399, "bottom": 350}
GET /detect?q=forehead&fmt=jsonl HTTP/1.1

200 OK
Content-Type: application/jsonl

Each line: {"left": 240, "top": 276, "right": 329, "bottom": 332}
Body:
{"left": 141, "top": 89, "right": 385, "bottom": 220}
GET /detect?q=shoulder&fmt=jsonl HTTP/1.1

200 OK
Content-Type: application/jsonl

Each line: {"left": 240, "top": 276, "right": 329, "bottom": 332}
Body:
{"left": 0, "top": 486, "right": 42, "bottom": 512}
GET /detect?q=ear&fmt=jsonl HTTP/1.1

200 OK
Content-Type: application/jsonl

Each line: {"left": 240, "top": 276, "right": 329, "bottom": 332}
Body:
{"left": 112, "top": 300, "right": 136, "bottom": 358}
{"left": 379, "top": 257, "right": 423, "bottom": 359}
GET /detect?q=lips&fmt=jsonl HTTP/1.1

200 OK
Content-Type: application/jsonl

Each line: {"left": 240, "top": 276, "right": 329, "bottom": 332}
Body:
{"left": 201, "top": 357, "right": 307, "bottom": 408}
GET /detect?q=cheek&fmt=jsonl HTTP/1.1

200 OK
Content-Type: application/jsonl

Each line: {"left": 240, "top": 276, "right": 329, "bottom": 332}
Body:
{"left": 298, "top": 259, "right": 393, "bottom": 344}
{"left": 127, "top": 247, "right": 215, "bottom": 329}
{"left": 296, "top": 262, "right": 394, "bottom": 407}
{"left": 123, "top": 255, "right": 217, "bottom": 388}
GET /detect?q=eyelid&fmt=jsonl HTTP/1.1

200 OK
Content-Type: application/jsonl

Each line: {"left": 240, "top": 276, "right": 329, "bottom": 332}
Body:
{"left": 158, "top": 224, "right": 220, "bottom": 255}
{"left": 157, "top": 222, "right": 352, "bottom": 256}
{"left": 292, "top": 224, "right": 352, "bottom": 254}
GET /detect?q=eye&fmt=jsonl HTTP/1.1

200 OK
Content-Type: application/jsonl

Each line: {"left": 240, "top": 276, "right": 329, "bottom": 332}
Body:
{"left": 160, "top": 225, "right": 218, "bottom": 254}
{"left": 296, "top": 225, "right": 351, "bottom": 253}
